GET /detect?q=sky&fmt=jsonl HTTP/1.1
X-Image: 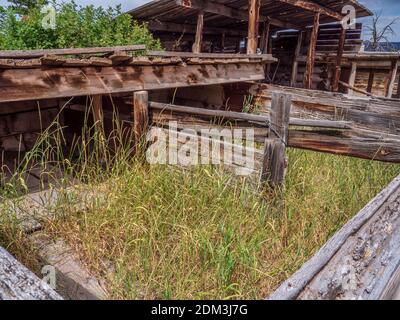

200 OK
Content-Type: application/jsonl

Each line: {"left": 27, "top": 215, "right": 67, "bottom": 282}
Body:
{"left": 0, "top": 0, "right": 399, "bottom": 41}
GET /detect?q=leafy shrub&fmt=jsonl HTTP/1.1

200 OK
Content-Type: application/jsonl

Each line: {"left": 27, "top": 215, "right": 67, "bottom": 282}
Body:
{"left": 0, "top": 1, "right": 161, "bottom": 50}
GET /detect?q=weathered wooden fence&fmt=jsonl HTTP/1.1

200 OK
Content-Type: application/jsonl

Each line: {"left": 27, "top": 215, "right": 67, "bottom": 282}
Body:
{"left": 127, "top": 90, "right": 355, "bottom": 188}
{"left": 202, "top": 82, "right": 400, "bottom": 163}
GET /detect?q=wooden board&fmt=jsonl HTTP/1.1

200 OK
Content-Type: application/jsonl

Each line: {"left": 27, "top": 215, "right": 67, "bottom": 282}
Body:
{"left": 0, "top": 63, "right": 265, "bottom": 103}
{"left": 268, "top": 173, "right": 400, "bottom": 300}
{"left": 0, "top": 246, "right": 62, "bottom": 300}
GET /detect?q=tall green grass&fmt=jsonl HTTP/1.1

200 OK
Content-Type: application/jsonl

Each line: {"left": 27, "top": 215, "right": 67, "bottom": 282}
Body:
{"left": 0, "top": 106, "right": 399, "bottom": 299}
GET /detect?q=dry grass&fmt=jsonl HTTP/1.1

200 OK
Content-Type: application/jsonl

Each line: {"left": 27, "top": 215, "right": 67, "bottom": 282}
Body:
{"left": 0, "top": 108, "right": 399, "bottom": 299}
{"left": 42, "top": 150, "right": 400, "bottom": 299}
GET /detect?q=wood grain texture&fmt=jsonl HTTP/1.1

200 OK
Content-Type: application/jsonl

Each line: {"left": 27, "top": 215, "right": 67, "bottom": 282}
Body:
{"left": 268, "top": 173, "right": 400, "bottom": 300}
{"left": 0, "top": 246, "right": 62, "bottom": 300}
{"left": 0, "top": 63, "right": 265, "bottom": 103}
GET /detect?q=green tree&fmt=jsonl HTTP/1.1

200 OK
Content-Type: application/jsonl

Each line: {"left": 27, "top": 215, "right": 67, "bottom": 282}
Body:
{"left": 7, "top": 0, "right": 48, "bottom": 15}
{"left": 0, "top": 1, "right": 161, "bottom": 50}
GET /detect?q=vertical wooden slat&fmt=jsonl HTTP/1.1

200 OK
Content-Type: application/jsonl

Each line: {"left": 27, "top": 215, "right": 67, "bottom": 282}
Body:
{"left": 331, "top": 26, "right": 346, "bottom": 92}
{"left": 291, "top": 31, "right": 304, "bottom": 87}
{"left": 347, "top": 62, "right": 357, "bottom": 95}
{"left": 133, "top": 91, "right": 149, "bottom": 146}
{"left": 260, "top": 93, "right": 291, "bottom": 189}
{"left": 247, "top": 0, "right": 261, "bottom": 54}
{"left": 304, "top": 13, "right": 320, "bottom": 89}
{"left": 192, "top": 11, "right": 204, "bottom": 54}
{"left": 385, "top": 60, "right": 399, "bottom": 98}
{"left": 367, "top": 69, "right": 375, "bottom": 93}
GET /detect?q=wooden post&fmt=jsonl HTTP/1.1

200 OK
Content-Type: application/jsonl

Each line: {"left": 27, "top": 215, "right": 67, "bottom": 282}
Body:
{"left": 367, "top": 69, "right": 375, "bottom": 93}
{"left": 304, "top": 13, "right": 320, "bottom": 89}
{"left": 260, "top": 93, "right": 291, "bottom": 189}
{"left": 291, "top": 31, "right": 304, "bottom": 87}
{"left": 260, "top": 19, "right": 271, "bottom": 54}
{"left": 92, "top": 95, "right": 104, "bottom": 135}
{"left": 385, "top": 60, "right": 399, "bottom": 98}
{"left": 192, "top": 11, "right": 204, "bottom": 54}
{"left": 133, "top": 91, "right": 149, "bottom": 148}
{"left": 347, "top": 62, "right": 357, "bottom": 95}
{"left": 331, "top": 26, "right": 346, "bottom": 92}
{"left": 396, "top": 72, "right": 400, "bottom": 99}
{"left": 247, "top": 0, "right": 261, "bottom": 54}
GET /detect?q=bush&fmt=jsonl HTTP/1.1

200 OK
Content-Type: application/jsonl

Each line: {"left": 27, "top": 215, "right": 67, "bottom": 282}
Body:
{"left": 0, "top": 1, "right": 162, "bottom": 50}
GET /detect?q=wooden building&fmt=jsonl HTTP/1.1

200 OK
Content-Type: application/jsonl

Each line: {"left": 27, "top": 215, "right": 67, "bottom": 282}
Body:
{"left": 127, "top": 0, "right": 373, "bottom": 92}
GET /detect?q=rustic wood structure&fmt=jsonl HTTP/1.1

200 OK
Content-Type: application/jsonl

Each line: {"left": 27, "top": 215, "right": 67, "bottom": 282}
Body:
{"left": 316, "top": 52, "right": 400, "bottom": 98}
{"left": 127, "top": 0, "right": 372, "bottom": 91}
{"left": 148, "top": 82, "right": 400, "bottom": 163}
{"left": 269, "top": 173, "right": 400, "bottom": 300}
{"left": 0, "top": 49, "right": 273, "bottom": 103}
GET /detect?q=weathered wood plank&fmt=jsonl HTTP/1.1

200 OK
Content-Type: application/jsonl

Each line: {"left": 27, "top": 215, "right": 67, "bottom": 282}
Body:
{"left": 0, "top": 45, "right": 146, "bottom": 59}
{"left": 133, "top": 91, "right": 149, "bottom": 145}
{"left": 0, "top": 246, "right": 62, "bottom": 300}
{"left": 260, "top": 93, "right": 291, "bottom": 188}
{"left": 0, "top": 63, "right": 266, "bottom": 103}
{"left": 268, "top": 173, "right": 400, "bottom": 300}
{"left": 148, "top": 101, "right": 352, "bottom": 129}
{"left": 192, "top": 11, "right": 204, "bottom": 54}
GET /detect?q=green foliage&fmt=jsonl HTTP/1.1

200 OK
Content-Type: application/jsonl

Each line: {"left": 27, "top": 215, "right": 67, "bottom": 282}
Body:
{"left": 0, "top": 1, "right": 161, "bottom": 50}
{"left": 6, "top": 0, "right": 48, "bottom": 15}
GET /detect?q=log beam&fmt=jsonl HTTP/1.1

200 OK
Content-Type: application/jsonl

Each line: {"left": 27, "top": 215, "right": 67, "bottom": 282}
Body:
{"left": 0, "top": 63, "right": 267, "bottom": 103}
{"left": 304, "top": 13, "right": 320, "bottom": 89}
{"left": 175, "top": 0, "right": 302, "bottom": 30}
{"left": 146, "top": 20, "right": 246, "bottom": 37}
{"left": 247, "top": 0, "right": 261, "bottom": 54}
{"left": 278, "top": 0, "right": 343, "bottom": 21}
